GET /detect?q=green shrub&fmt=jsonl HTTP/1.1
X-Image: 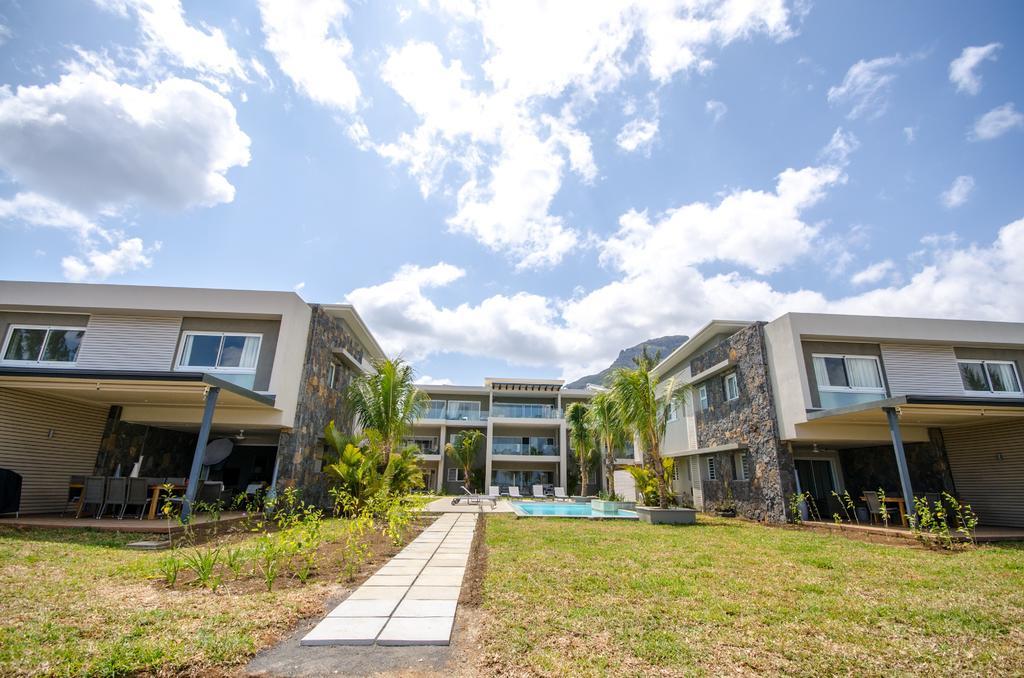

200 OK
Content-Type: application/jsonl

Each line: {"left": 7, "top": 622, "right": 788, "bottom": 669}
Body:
{"left": 182, "top": 547, "right": 222, "bottom": 590}
{"left": 158, "top": 552, "right": 181, "bottom": 587}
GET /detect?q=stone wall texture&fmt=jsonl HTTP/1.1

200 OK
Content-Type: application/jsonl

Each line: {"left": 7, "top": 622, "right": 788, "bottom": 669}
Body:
{"left": 691, "top": 322, "right": 796, "bottom": 522}
{"left": 275, "top": 306, "right": 365, "bottom": 507}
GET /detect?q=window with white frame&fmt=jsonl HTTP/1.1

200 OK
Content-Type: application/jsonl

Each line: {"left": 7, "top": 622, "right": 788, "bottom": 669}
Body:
{"left": 812, "top": 354, "right": 884, "bottom": 392}
{"left": 958, "top": 360, "right": 1022, "bottom": 396}
{"left": 2, "top": 326, "right": 86, "bottom": 364}
{"left": 707, "top": 457, "right": 717, "bottom": 480}
{"left": 698, "top": 385, "right": 709, "bottom": 411}
{"left": 667, "top": 400, "right": 679, "bottom": 422}
{"left": 447, "top": 467, "right": 466, "bottom": 482}
{"left": 724, "top": 372, "right": 739, "bottom": 401}
{"left": 734, "top": 452, "right": 751, "bottom": 481}
{"left": 177, "top": 332, "right": 262, "bottom": 388}
{"left": 672, "top": 463, "right": 680, "bottom": 482}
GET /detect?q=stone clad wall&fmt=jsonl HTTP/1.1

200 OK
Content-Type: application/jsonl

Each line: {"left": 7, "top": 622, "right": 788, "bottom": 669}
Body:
{"left": 275, "top": 306, "right": 365, "bottom": 507}
{"left": 691, "top": 322, "right": 795, "bottom": 522}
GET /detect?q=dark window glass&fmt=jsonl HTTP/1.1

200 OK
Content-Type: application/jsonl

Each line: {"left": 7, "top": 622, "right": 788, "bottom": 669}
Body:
{"left": 958, "top": 362, "right": 989, "bottom": 391}
{"left": 184, "top": 335, "right": 221, "bottom": 367}
{"left": 824, "top": 357, "right": 848, "bottom": 387}
{"left": 4, "top": 328, "right": 46, "bottom": 361}
{"left": 219, "top": 335, "right": 246, "bottom": 367}
{"left": 41, "top": 329, "right": 85, "bottom": 362}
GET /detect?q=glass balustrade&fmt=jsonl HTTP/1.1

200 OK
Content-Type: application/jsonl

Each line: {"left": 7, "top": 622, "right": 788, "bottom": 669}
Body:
{"left": 491, "top": 403, "right": 561, "bottom": 419}
{"left": 492, "top": 436, "right": 558, "bottom": 456}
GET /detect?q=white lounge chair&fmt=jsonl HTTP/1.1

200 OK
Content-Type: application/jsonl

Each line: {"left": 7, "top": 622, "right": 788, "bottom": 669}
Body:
{"left": 553, "top": 487, "right": 569, "bottom": 501}
{"left": 532, "top": 484, "right": 546, "bottom": 499}
{"left": 488, "top": 485, "right": 501, "bottom": 500}
{"left": 508, "top": 486, "right": 522, "bottom": 498}
{"left": 452, "top": 486, "right": 496, "bottom": 507}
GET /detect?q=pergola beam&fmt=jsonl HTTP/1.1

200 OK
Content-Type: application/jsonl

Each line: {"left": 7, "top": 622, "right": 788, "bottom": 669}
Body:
{"left": 181, "top": 386, "right": 220, "bottom": 523}
{"left": 884, "top": 406, "right": 916, "bottom": 523}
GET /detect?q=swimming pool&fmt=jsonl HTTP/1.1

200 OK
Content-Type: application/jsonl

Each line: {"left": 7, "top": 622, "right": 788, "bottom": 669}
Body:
{"left": 510, "top": 501, "right": 638, "bottom": 519}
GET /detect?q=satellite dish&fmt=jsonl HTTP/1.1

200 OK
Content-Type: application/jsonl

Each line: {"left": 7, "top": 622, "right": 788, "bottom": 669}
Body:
{"left": 203, "top": 438, "right": 234, "bottom": 466}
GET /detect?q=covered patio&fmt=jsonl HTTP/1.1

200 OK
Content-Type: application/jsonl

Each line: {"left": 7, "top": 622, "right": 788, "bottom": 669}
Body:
{"left": 0, "top": 367, "right": 281, "bottom": 521}
{"left": 793, "top": 395, "right": 1024, "bottom": 533}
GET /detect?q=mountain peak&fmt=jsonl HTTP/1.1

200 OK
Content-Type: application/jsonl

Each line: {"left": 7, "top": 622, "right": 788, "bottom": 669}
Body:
{"left": 566, "top": 334, "right": 688, "bottom": 389}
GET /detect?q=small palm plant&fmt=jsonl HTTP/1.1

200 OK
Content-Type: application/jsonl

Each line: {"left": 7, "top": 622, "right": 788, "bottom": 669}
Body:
{"left": 347, "top": 357, "right": 428, "bottom": 465}
{"left": 445, "top": 430, "right": 483, "bottom": 492}
{"left": 610, "top": 362, "right": 690, "bottom": 508}
{"left": 587, "top": 390, "right": 626, "bottom": 497}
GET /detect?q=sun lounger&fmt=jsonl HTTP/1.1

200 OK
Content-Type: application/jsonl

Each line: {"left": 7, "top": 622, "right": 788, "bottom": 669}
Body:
{"left": 488, "top": 485, "right": 501, "bottom": 500}
{"left": 553, "top": 487, "right": 570, "bottom": 501}
{"left": 451, "top": 486, "right": 496, "bottom": 507}
{"left": 508, "top": 486, "right": 522, "bottom": 498}
{"left": 532, "top": 484, "right": 547, "bottom": 499}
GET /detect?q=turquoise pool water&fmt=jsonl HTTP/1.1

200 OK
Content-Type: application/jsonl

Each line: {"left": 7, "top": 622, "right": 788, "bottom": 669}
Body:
{"left": 511, "top": 501, "right": 638, "bottom": 519}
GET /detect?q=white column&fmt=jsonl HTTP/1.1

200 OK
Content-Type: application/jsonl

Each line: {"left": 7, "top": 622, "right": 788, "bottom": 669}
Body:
{"left": 559, "top": 422, "right": 568, "bottom": 490}
{"left": 437, "top": 424, "right": 447, "bottom": 492}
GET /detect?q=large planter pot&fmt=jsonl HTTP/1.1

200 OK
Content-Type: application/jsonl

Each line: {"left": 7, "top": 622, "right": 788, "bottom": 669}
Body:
{"left": 591, "top": 499, "right": 620, "bottom": 513}
{"left": 635, "top": 507, "right": 697, "bottom": 525}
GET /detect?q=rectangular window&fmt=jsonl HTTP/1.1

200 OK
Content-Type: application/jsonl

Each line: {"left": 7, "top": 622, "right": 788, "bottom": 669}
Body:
{"left": 812, "top": 354, "right": 884, "bottom": 392}
{"left": 958, "top": 360, "right": 1023, "bottom": 395}
{"left": 734, "top": 452, "right": 751, "bottom": 481}
{"left": 707, "top": 457, "right": 717, "bottom": 481}
{"left": 698, "top": 385, "right": 708, "bottom": 411}
{"left": 667, "top": 400, "right": 679, "bottom": 422}
{"left": 327, "top": 363, "right": 337, "bottom": 389}
{"left": 724, "top": 373, "right": 739, "bottom": 401}
{"left": 2, "top": 326, "right": 86, "bottom": 364}
{"left": 178, "top": 332, "right": 261, "bottom": 370}
{"left": 447, "top": 400, "right": 481, "bottom": 420}
{"left": 447, "top": 467, "right": 466, "bottom": 482}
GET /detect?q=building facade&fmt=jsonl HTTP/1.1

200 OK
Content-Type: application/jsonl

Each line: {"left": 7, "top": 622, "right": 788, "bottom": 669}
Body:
{"left": 0, "top": 281, "right": 384, "bottom": 514}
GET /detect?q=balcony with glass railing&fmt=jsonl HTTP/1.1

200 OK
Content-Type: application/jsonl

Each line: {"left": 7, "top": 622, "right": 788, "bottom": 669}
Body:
{"left": 418, "top": 400, "right": 489, "bottom": 421}
{"left": 490, "top": 403, "right": 561, "bottom": 419}
{"left": 492, "top": 436, "right": 559, "bottom": 457}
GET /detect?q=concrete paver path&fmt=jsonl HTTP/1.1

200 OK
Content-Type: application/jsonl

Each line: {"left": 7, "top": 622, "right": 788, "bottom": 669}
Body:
{"left": 300, "top": 512, "right": 475, "bottom": 647}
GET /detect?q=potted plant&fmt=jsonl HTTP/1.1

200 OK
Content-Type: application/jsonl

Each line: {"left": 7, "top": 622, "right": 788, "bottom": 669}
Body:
{"left": 715, "top": 483, "right": 737, "bottom": 517}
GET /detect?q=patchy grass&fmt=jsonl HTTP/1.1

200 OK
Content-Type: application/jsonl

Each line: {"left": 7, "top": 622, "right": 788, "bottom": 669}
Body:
{"left": 0, "top": 518, "right": 420, "bottom": 677}
{"left": 479, "top": 515, "right": 1024, "bottom": 676}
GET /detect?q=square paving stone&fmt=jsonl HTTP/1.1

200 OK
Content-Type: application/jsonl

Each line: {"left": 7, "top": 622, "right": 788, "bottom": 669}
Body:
{"left": 365, "top": 573, "right": 417, "bottom": 587}
{"left": 393, "top": 599, "right": 458, "bottom": 618}
{"left": 347, "top": 586, "right": 409, "bottom": 600}
{"left": 377, "top": 616, "right": 455, "bottom": 646}
{"left": 422, "top": 566, "right": 465, "bottom": 578}
{"left": 416, "top": 573, "right": 463, "bottom": 587}
{"left": 300, "top": 617, "right": 387, "bottom": 646}
{"left": 327, "top": 598, "right": 400, "bottom": 617}
{"left": 406, "top": 585, "right": 461, "bottom": 600}
{"left": 377, "top": 563, "right": 426, "bottom": 576}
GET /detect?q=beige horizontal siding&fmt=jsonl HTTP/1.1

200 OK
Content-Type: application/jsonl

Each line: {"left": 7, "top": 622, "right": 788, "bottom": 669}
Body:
{"left": 880, "top": 343, "right": 964, "bottom": 396}
{"left": 0, "top": 388, "right": 108, "bottom": 514}
{"left": 75, "top": 314, "right": 182, "bottom": 371}
{"left": 943, "top": 420, "right": 1024, "bottom": 528}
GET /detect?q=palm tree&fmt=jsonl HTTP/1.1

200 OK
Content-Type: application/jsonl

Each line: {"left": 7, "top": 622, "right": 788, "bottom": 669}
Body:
{"left": 347, "top": 357, "right": 428, "bottom": 465}
{"left": 587, "top": 390, "right": 626, "bottom": 497}
{"left": 565, "top": 402, "right": 596, "bottom": 496}
{"left": 609, "top": 363, "right": 690, "bottom": 509}
{"left": 445, "top": 429, "right": 483, "bottom": 492}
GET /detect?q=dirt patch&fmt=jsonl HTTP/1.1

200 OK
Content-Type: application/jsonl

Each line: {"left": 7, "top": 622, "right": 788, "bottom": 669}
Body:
{"left": 459, "top": 514, "right": 487, "bottom": 609}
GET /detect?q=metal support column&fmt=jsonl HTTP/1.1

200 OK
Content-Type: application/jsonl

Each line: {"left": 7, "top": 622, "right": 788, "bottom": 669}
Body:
{"left": 181, "top": 386, "right": 220, "bottom": 523}
{"left": 884, "top": 406, "right": 916, "bottom": 523}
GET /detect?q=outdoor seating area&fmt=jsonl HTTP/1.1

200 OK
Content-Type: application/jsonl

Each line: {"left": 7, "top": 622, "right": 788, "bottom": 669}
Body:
{"left": 63, "top": 475, "right": 227, "bottom": 520}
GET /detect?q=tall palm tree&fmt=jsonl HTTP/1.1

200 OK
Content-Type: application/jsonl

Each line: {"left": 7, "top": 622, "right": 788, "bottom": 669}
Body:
{"left": 445, "top": 429, "right": 483, "bottom": 492}
{"left": 587, "top": 390, "right": 626, "bottom": 497}
{"left": 347, "top": 357, "right": 428, "bottom": 465}
{"left": 565, "top": 402, "right": 595, "bottom": 496}
{"left": 609, "top": 364, "right": 690, "bottom": 508}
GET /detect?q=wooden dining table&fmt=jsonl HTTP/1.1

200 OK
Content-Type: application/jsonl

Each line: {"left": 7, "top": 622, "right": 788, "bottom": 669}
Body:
{"left": 860, "top": 494, "right": 908, "bottom": 527}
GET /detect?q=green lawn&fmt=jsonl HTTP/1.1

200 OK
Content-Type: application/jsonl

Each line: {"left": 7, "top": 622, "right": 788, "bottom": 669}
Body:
{"left": 480, "top": 515, "right": 1024, "bottom": 676}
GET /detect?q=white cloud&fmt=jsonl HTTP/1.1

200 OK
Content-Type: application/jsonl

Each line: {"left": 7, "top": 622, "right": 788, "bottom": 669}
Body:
{"left": 903, "top": 126, "right": 916, "bottom": 143}
{"left": 0, "top": 71, "right": 250, "bottom": 212}
{"left": 850, "top": 259, "right": 894, "bottom": 286}
{"left": 940, "top": 175, "right": 974, "bottom": 209}
{"left": 61, "top": 237, "right": 160, "bottom": 281}
{"left": 969, "top": 102, "right": 1024, "bottom": 141}
{"left": 415, "top": 375, "right": 453, "bottom": 386}
{"left": 705, "top": 99, "right": 727, "bottom": 123}
{"left": 827, "top": 54, "right": 905, "bottom": 120}
{"left": 819, "top": 127, "right": 859, "bottom": 165}
{"left": 258, "top": 0, "right": 361, "bottom": 112}
{"left": 95, "top": 0, "right": 247, "bottom": 86}
{"left": 367, "top": 0, "right": 796, "bottom": 269}
{"left": 0, "top": 23, "right": 12, "bottom": 46}
{"left": 293, "top": 281, "right": 306, "bottom": 292}
{"left": 0, "top": 192, "right": 101, "bottom": 239}
{"left": 616, "top": 117, "right": 659, "bottom": 153}
{"left": 949, "top": 42, "right": 1000, "bottom": 95}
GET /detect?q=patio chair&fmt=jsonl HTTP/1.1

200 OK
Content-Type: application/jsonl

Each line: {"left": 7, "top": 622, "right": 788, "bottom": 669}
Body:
{"left": 532, "top": 484, "right": 546, "bottom": 499}
{"left": 553, "top": 487, "right": 570, "bottom": 501}
{"left": 76, "top": 476, "right": 106, "bottom": 518}
{"left": 508, "top": 486, "right": 522, "bottom": 498}
{"left": 863, "top": 491, "right": 896, "bottom": 525}
{"left": 121, "top": 477, "right": 150, "bottom": 519}
{"left": 100, "top": 477, "right": 129, "bottom": 519}
{"left": 488, "top": 485, "right": 501, "bottom": 500}
{"left": 198, "top": 481, "right": 224, "bottom": 504}
{"left": 62, "top": 475, "right": 86, "bottom": 516}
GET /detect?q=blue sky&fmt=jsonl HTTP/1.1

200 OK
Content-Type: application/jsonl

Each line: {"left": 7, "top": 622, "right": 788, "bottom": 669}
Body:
{"left": 1, "top": 1, "right": 1022, "bottom": 385}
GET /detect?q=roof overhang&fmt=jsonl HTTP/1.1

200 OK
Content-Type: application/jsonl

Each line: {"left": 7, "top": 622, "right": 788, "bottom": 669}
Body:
{"left": 664, "top": 442, "right": 747, "bottom": 458}
{"left": 485, "top": 377, "right": 564, "bottom": 392}
{"left": 652, "top": 320, "right": 755, "bottom": 378}
{"left": 805, "top": 395, "right": 1024, "bottom": 428}
{"left": 0, "top": 367, "right": 277, "bottom": 411}
{"left": 320, "top": 304, "right": 386, "bottom": 363}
